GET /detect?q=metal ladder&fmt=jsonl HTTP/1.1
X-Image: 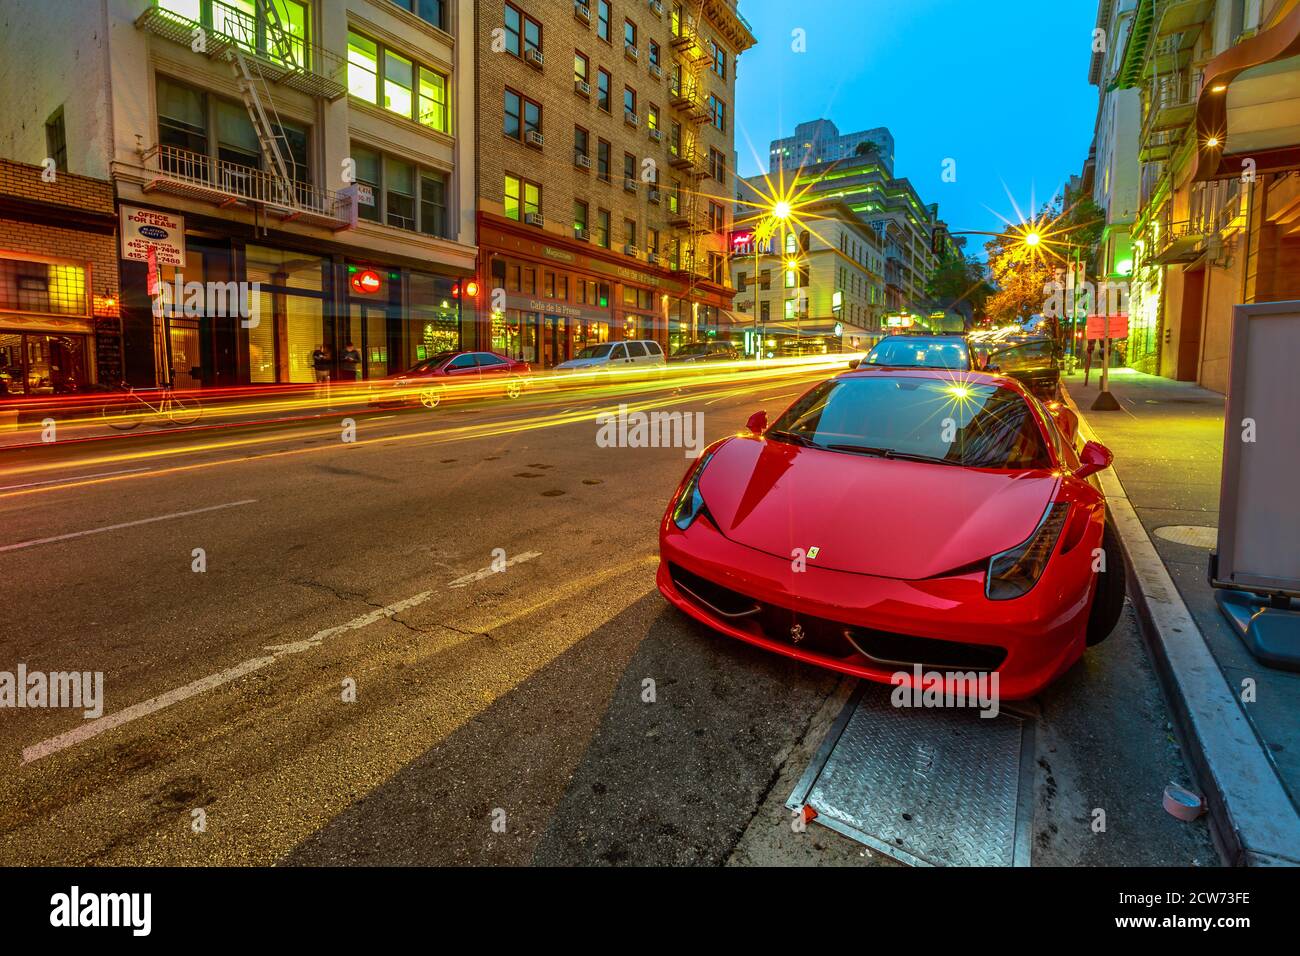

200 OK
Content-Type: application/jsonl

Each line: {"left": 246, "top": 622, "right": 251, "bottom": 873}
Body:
{"left": 227, "top": 0, "right": 299, "bottom": 207}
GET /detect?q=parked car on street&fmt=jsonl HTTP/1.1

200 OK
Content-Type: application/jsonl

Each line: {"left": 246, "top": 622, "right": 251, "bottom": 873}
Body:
{"left": 657, "top": 366, "right": 1124, "bottom": 700}
{"left": 861, "top": 334, "right": 972, "bottom": 370}
{"left": 983, "top": 337, "right": 1062, "bottom": 399}
{"left": 552, "top": 340, "right": 666, "bottom": 383}
{"left": 368, "top": 351, "right": 529, "bottom": 409}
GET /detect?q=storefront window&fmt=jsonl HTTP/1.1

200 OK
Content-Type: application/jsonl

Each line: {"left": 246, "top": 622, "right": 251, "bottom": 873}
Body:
{"left": 0, "top": 332, "right": 87, "bottom": 396}
{"left": 409, "top": 272, "right": 460, "bottom": 362}
{"left": 0, "top": 257, "right": 88, "bottom": 316}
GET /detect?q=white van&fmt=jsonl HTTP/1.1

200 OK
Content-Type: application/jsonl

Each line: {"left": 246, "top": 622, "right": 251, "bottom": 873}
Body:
{"left": 553, "top": 340, "right": 666, "bottom": 381}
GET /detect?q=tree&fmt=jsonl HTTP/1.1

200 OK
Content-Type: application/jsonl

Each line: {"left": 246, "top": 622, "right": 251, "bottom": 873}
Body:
{"left": 926, "top": 252, "right": 992, "bottom": 326}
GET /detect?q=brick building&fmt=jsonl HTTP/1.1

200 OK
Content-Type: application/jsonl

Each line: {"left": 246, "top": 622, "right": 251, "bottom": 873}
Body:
{"left": 0, "top": 159, "right": 122, "bottom": 398}
{"left": 472, "top": 0, "right": 755, "bottom": 366}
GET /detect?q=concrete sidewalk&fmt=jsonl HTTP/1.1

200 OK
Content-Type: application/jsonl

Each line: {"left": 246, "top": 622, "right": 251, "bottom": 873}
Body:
{"left": 1063, "top": 367, "right": 1300, "bottom": 865}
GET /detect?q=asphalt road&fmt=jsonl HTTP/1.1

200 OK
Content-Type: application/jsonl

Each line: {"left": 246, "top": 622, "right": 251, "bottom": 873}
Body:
{"left": 0, "top": 366, "right": 1218, "bottom": 866}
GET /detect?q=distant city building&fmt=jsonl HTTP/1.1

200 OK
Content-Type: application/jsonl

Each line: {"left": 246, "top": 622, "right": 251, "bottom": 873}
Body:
{"left": 769, "top": 120, "right": 895, "bottom": 178}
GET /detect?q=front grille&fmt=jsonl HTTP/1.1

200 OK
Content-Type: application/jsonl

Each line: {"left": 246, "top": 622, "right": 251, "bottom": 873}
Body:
{"left": 668, "top": 562, "right": 1007, "bottom": 673}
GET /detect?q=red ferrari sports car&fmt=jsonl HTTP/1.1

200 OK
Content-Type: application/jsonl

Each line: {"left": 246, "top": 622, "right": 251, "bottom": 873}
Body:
{"left": 657, "top": 367, "right": 1125, "bottom": 700}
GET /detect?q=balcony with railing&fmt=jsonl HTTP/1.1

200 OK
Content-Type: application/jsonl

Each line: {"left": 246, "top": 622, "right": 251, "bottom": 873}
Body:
{"left": 136, "top": 0, "right": 348, "bottom": 100}
{"left": 1143, "top": 70, "right": 1201, "bottom": 138}
{"left": 142, "top": 143, "right": 353, "bottom": 230}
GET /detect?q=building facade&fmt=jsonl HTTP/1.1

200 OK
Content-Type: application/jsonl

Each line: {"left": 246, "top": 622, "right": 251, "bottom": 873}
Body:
{"left": 0, "top": 160, "right": 122, "bottom": 397}
{"left": 768, "top": 119, "right": 895, "bottom": 177}
{"left": 0, "top": 0, "right": 477, "bottom": 389}
{"left": 471, "top": 0, "right": 755, "bottom": 367}
{"left": 729, "top": 194, "right": 885, "bottom": 354}
{"left": 1103, "top": 0, "right": 1300, "bottom": 393}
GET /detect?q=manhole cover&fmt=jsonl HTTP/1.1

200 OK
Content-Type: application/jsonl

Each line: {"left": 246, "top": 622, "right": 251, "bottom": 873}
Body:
{"left": 788, "top": 688, "right": 1034, "bottom": 867}
{"left": 1154, "top": 525, "right": 1217, "bottom": 548}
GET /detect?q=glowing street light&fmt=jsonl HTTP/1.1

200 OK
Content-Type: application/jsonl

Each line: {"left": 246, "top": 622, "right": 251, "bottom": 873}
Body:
{"left": 1023, "top": 231, "right": 1041, "bottom": 247}
{"left": 771, "top": 200, "right": 793, "bottom": 221}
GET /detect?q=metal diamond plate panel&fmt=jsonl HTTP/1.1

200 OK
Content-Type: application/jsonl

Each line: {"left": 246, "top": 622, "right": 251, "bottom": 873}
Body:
{"left": 788, "top": 689, "right": 1034, "bottom": 867}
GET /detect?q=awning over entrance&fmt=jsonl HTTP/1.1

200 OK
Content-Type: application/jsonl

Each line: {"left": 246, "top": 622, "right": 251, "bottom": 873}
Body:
{"left": 1194, "top": 3, "right": 1300, "bottom": 181}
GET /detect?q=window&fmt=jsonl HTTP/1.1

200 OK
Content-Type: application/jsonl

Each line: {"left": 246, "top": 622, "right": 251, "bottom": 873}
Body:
{"left": 760, "top": 269, "right": 771, "bottom": 290}
{"left": 623, "top": 152, "right": 636, "bottom": 182}
{"left": 647, "top": 228, "right": 660, "bottom": 255}
{"left": 707, "top": 147, "right": 724, "bottom": 180}
{"left": 348, "top": 32, "right": 450, "bottom": 132}
{"left": 647, "top": 104, "right": 659, "bottom": 132}
{"left": 597, "top": 208, "right": 611, "bottom": 248}
{"left": 385, "top": 157, "right": 416, "bottom": 230}
{"left": 419, "top": 171, "right": 448, "bottom": 237}
{"left": 504, "top": 174, "right": 541, "bottom": 222}
{"left": 760, "top": 299, "right": 770, "bottom": 322}
{"left": 708, "top": 94, "right": 725, "bottom": 132}
{"left": 624, "top": 218, "right": 636, "bottom": 247}
{"left": 737, "top": 271, "right": 747, "bottom": 293}
{"left": 597, "top": 69, "right": 611, "bottom": 111}
{"left": 708, "top": 201, "right": 725, "bottom": 232}
{"left": 670, "top": 121, "right": 682, "bottom": 157}
{"left": 574, "top": 200, "right": 589, "bottom": 238}
{"left": 575, "top": 51, "right": 589, "bottom": 84}
{"left": 504, "top": 90, "right": 521, "bottom": 138}
{"left": 649, "top": 40, "right": 660, "bottom": 68}
{"left": 44, "top": 109, "right": 67, "bottom": 173}
{"left": 624, "top": 20, "right": 636, "bottom": 47}
{"left": 597, "top": 139, "right": 611, "bottom": 181}
{"left": 624, "top": 87, "right": 637, "bottom": 117}
{"left": 574, "top": 126, "right": 589, "bottom": 159}
{"left": 524, "top": 16, "right": 541, "bottom": 55}
{"left": 162, "top": 0, "right": 309, "bottom": 66}
{"left": 709, "top": 38, "right": 726, "bottom": 78}
{"left": 708, "top": 253, "right": 723, "bottom": 284}
{"left": 597, "top": 0, "right": 611, "bottom": 41}
{"left": 503, "top": 4, "right": 521, "bottom": 55}
{"left": 352, "top": 146, "right": 381, "bottom": 223}
{"left": 525, "top": 99, "right": 541, "bottom": 137}
{"left": 384, "top": 50, "right": 414, "bottom": 117}
{"left": 392, "top": 0, "right": 446, "bottom": 30}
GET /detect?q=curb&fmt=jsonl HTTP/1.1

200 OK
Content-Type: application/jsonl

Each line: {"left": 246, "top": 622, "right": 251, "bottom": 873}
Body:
{"left": 1061, "top": 384, "right": 1300, "bottom": 867}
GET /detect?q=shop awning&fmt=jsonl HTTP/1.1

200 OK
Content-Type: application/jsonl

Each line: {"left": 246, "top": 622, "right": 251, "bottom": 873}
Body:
{"left": 1193, "top": 2, "right": 1300, "bottom": 181}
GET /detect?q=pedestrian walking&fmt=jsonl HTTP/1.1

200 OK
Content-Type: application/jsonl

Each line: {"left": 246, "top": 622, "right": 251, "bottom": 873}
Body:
{"left": 339, "top": 341, "right": 362, "bottom": 382}
{"left": 312, "top": 344, "right": 332, "bottom": 404}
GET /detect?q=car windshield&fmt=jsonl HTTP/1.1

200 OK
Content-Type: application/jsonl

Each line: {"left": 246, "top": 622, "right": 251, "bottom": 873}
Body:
{"left": 866, "top": 338, "right": 970, "bottom": 369}
{"left": 577, "top": 345, "right": 613, "bottom": 359}
{"left": 767, "top": 376, "right": 1052, "bottom": 470}
{"left": 673, "top": 344, "right": 709, "bottom": 356}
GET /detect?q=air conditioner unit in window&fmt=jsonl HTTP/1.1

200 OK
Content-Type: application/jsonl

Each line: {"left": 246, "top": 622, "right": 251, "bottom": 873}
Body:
{"left": 575, "top": 228, "right": 590, "bottom": 241}
{"left": 575, "top": 1, "right": 591, "bottom": 24}
{"left": 525, "top": 48, "right": 544, "bottom": 68}
{"left": 575, "top": 79, "right": 591, "bottom": 97}
{"left": 648, "top": 127, "right": 662, "bottom": 142}
{"left": 647, "top": 252, "right": 659, "bottom": 264}
{"left": 623, "top": 243, "right": 638, "bottom": 256}
{"left": 649, "top": 0, "right": 664, "bottom": 15}
{"left": 524, "top": 212, "right": 544, "bottom": 226}
{"left": 526, "top": 130, "right": 544, "bottom": 147}
{"left": 625, "top": 43, "right": 639, "bottom": 61}
{"left": 648, "top": 188, "right": 661, "bottom": 203}
{"left": 575, "top": 152, "right": 592, "bottom": 169}
{"left": 624, "top": 110, "right": 640, "bottom": 127}
{"left": 649, "top": 62, "right": 662, "bottom": 79}
{"left": 623, "top": 177, "right": 639, "bottom": 192}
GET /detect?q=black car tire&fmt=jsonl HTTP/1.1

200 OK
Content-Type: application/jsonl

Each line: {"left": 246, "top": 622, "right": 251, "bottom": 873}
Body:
{"left": 418, "top": 385, "right": 444, "bottom": 409}
{"left": 1086, "top": 517, "right": 1127, "bottom": 646}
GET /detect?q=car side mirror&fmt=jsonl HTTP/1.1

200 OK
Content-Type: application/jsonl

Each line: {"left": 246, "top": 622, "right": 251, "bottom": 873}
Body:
{"left": 746, "top": 410, "right": 767, "bottom": 436}
{"left": 847, "top": 358, "right": 862, "bottom": 370}
{"left": 1075, "top": 440, "right": 1113, "bottom": 479}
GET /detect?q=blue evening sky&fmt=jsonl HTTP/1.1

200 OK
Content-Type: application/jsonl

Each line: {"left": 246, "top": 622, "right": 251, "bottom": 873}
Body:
{"left": 733, "top": 0, "right": 1100, "bottom": 255}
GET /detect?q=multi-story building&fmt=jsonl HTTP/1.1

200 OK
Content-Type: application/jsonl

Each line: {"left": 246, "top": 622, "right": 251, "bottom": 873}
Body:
{"left": 0, "top": 0, "right": 477, "bottom": 389}
{"left": 472, "top": 0, "right": 755, "bottom": 366}
{"left": 730, "top": 194, "right": 885, "bottom": 354}
{"left": 769, "top": 119, "right": 895, "bottom": 177}
{"left": 1104, "top": 0, "right": 1300, "bottom": 392}
{"left": 1086, "top": 0, "right": 1146, "bottom": 367}
{"left": 0, "top": 159, "right": 122, "bottom": 398}
{"left": 738, "top": 121, "right": 952, "bottom": 337}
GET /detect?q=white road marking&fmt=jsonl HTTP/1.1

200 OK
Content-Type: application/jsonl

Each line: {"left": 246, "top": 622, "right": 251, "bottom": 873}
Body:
{"left": 0, "top": 499, "right": 257, "bottom": 554}
{"left": 447, "top": 550, "right": 543, "bottom": 588}
{"left": 0, "top": 467, "right": 152, "bottom": 491}
{"left": 21, "top": 588, "right": 436, "bottom": 765}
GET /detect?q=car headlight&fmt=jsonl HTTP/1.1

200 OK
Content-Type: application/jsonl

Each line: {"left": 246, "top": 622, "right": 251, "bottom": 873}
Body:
{"left": 986, "top": 502, "right": 1070, "bottom": 600}
{"left": 671, "top": 450, "right": 717, "bottom": 530}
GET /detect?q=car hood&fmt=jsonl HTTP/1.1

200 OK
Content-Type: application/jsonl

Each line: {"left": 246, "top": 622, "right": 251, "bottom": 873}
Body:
{"left": 697, "top": 436, "right": 1060, "bottom": 579}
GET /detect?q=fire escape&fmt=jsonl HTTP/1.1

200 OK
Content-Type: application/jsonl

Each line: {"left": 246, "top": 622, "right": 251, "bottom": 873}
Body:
{"left": 135, "top": 0, "right": 355, "bottom": 230}
{"left": 667, "top": 0, "right": 715, "bottom": 303}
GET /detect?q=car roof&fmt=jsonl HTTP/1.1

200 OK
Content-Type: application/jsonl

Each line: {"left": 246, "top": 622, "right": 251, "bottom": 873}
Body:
{"left": 839, "top": 366, "right": 1029, "bottom": 393}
